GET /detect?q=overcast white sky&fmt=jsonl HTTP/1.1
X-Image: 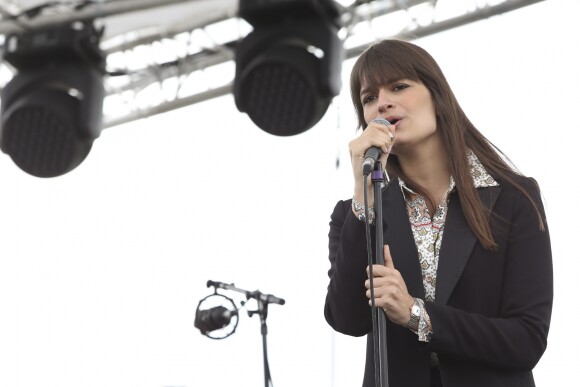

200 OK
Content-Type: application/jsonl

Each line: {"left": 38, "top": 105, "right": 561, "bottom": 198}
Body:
{"left": 1, "top": 1, "right": 579, "bottom": 386}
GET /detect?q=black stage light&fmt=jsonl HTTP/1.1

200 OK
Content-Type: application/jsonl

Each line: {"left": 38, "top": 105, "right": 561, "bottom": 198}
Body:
{"left": 234, "top": 0, "right": 344, "bottom": 136}
{"left": 0, "top": 21, "right": 105, "bottom": 178}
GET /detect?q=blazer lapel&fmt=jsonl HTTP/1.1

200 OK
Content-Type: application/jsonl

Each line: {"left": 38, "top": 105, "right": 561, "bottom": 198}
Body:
{"left": 381, "top": 180, "right": 425, "bottom": 299}
{"left": 435, "top": 186, "right": 502, "bottom": 305}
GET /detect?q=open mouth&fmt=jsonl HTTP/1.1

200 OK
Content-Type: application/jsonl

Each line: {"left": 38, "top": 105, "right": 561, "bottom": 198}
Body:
{"left": 389, "top": 118, "right": 400, "bottom": 125}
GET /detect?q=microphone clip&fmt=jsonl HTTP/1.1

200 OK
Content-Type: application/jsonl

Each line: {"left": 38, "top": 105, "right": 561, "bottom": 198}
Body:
{"left": 194, "top": 291, "right": 239, "bottom": 340}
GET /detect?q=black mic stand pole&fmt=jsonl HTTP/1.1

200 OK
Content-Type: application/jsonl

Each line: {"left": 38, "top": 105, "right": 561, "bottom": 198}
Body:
{"left": 247, "top": 293, "right": 271, "bottom": 387}
{"left": 371, "top": 164, "right": 389, "bottom": 387}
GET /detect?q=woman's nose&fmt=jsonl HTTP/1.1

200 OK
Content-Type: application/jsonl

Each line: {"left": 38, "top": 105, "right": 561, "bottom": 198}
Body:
{"left": 378, "top": 103, "right": 393, "bottom": 114}
{"left": 377, "top": 90, "right": 394, "bottom": 113}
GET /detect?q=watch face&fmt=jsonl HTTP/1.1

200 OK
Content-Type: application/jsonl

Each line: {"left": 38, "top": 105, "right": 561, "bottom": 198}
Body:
{"left": 411, "top": 305, "right": 421, "bottom": 316}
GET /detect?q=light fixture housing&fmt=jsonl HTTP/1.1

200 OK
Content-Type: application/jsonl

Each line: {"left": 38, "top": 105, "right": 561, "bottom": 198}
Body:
{"left": 0, "top": 21, "right": 105, "bottom": 178}
{"left": 234, "top": 0, "right": 344, "bottom": 136}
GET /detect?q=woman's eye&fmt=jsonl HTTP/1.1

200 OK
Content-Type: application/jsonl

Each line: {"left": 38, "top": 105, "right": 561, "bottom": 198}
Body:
{"left": 393, "top": 84, "right": 409, "bottom": 92}
{"left": 362, "top": 95, "right": 376, "bottom": 104}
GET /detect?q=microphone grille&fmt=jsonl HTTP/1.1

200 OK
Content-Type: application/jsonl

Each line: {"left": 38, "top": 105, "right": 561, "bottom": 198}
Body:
{"left": 371, "top": 118, "right": 391, "bottom": 126}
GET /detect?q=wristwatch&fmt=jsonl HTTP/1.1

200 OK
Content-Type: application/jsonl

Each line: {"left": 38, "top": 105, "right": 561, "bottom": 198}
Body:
{"left": 405, "top": 298, "right": 421, "bottom": 331}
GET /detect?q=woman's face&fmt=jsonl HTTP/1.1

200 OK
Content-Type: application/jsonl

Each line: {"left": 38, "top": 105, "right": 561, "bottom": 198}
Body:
{"left": 360, "top": 78, "right": 438, "bottom": 152}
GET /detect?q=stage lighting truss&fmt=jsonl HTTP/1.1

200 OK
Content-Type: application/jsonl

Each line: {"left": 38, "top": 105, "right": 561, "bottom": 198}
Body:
{"left": 0, "top": 0, "right": 546, "bottom": 130}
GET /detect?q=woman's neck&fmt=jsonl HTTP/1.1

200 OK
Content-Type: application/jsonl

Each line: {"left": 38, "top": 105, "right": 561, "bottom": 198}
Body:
{"left": 397, "top": 136, "right": 451, "bottom": 205}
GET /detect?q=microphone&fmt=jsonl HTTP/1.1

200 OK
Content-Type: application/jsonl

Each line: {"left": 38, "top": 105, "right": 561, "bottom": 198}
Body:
{"left": 194, "top": 306, "right": 238, "bottom": 335}
{"left": 362, "top": 118, "right": 391, "bottom": 175}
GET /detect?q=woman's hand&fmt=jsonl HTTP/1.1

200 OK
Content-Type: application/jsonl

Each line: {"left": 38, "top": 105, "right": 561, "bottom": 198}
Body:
{"left": 365, "top": 245, "right": 414, "bottom": 326}
{"left": 349, "top": 120, "right": 395, "bottom": 207}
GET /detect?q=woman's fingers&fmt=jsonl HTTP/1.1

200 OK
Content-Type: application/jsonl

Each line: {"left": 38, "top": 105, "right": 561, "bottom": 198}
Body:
{"left": 364, "top": 247, "right": 413, "bottom": 325}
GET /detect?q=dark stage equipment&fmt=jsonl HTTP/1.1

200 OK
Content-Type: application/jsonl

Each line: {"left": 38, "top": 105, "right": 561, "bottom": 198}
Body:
{"left": 0, "top": 21, "right": 106, "bottom": 177}
{"left": 234, "top": 0, "right": 344, "bottom": 136}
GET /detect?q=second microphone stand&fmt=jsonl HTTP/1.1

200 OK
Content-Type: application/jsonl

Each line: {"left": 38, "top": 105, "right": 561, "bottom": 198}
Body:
{"left": 206, "top": 280, "right": 285, "bottom": 387}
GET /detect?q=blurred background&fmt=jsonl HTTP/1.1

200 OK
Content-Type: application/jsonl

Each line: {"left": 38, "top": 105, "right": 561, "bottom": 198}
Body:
{"left": 0, "top": 0, "right": 577, "bottom": 386}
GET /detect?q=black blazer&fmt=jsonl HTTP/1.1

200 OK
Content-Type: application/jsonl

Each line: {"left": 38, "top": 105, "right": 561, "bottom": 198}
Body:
{"left": 324, "top": 177, "right": 552, "bottom": 387}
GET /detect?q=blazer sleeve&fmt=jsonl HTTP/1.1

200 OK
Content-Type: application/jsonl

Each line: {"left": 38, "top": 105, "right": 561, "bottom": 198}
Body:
{"left": 324, "top": 199, "right": 374, "bottom": 336}
{"left": 425, "top": 180, "right": 553, "bottom": 371}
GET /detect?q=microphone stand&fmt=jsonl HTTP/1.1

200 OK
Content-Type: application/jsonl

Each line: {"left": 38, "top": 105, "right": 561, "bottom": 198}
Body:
{"left": 206, "top": 281, "right": 285, "bottom": 387}
{"left": 247, "top": 292, "right": 272, "bottom": 387}
{"left": 369, "top": 164, "right": 389, "bottom": 387}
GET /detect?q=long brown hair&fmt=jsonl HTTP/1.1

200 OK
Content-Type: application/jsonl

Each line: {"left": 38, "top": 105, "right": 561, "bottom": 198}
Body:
{"left": 350, "top": 39, "right": 544, "bottom": 250}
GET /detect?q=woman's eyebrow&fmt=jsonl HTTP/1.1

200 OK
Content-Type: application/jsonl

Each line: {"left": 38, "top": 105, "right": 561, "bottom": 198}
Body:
{"left": 359, "top": 86, "right": 373, "bottom": 97}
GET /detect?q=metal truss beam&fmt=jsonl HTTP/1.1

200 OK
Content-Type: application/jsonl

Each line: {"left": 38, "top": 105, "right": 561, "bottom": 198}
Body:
{"left": 0, "top": 0, "right": 209, "bottom": 35}
{"left": 0, "top": 0, "right": 547, "bottom": 129}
